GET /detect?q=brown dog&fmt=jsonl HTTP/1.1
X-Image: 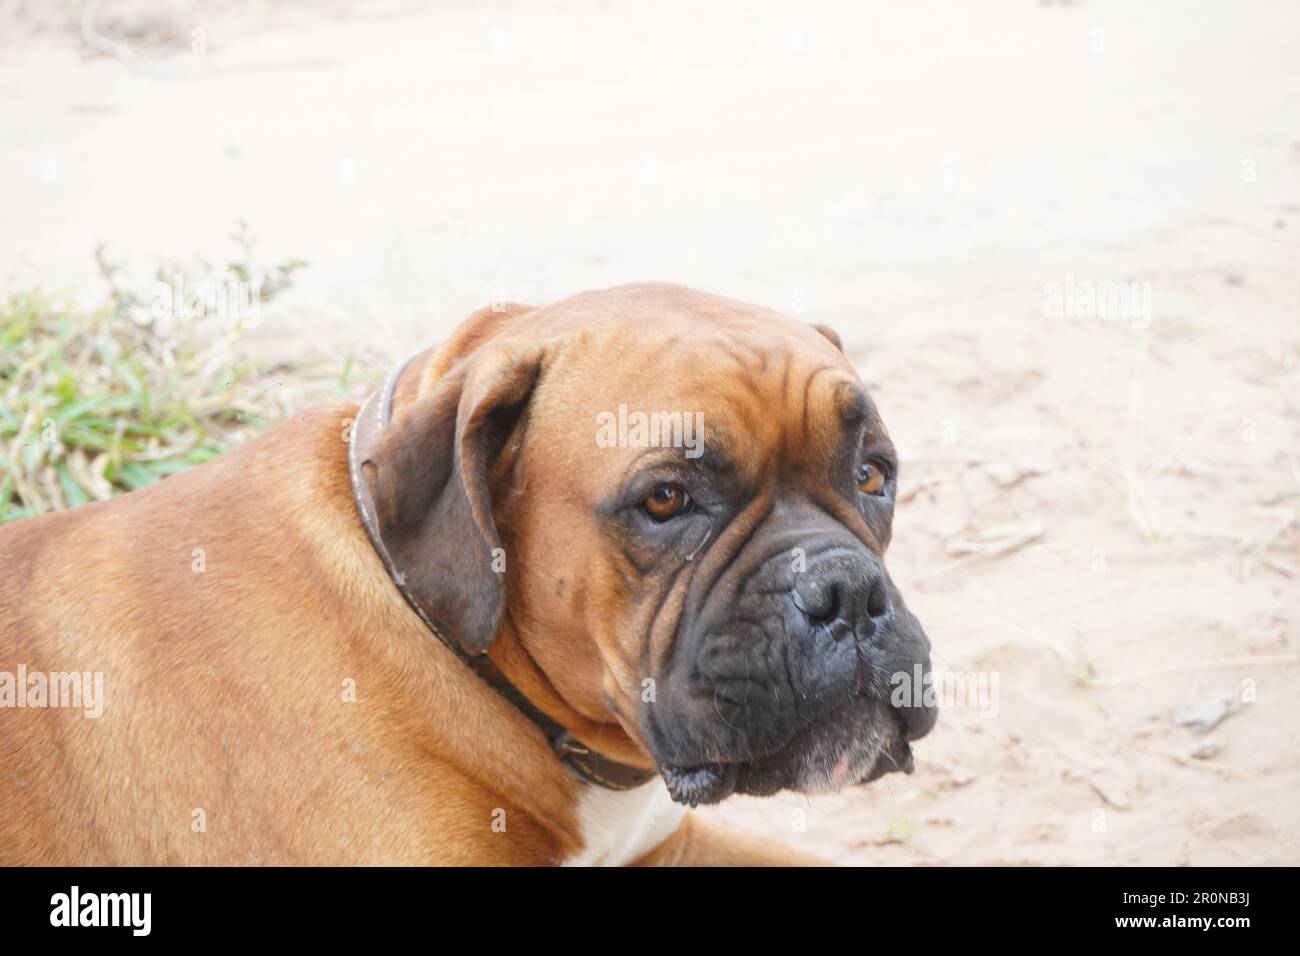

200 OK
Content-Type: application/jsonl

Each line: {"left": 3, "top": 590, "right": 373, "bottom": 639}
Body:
{"left": 0, "top": 284, "right": 936, "bottom": 865}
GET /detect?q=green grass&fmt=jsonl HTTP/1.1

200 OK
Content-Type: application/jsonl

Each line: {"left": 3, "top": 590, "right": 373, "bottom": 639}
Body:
{"left": 1, "top": 235, "right": 308, "bottom": 524}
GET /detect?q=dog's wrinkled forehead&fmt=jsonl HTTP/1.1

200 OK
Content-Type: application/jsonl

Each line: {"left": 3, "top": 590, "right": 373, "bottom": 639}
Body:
{"left": 523, "top": 287, "right": 879, "bottom": 484}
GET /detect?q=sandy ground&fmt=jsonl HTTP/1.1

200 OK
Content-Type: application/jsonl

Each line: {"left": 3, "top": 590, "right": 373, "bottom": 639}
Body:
{"left": 2, "top": 0, "right": 1297, "bottom": 864}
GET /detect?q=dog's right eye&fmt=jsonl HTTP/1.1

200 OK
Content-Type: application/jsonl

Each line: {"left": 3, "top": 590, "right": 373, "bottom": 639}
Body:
{"left": 643, "top": 483, "right": 691, "bottom": 522}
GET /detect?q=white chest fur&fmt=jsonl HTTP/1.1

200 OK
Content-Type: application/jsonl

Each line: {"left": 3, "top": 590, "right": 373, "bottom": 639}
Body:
{"left": 562, "top": 780, "right": 687, "bottom": 867}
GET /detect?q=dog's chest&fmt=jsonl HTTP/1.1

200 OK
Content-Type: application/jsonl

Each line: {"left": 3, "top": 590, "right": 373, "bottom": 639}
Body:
{"left": 562, "top": 781, "right": 686, "bottom": 867}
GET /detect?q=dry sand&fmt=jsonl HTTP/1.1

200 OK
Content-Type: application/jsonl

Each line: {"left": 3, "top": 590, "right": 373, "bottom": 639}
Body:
{"left": 2, "top": 0, "right": 1297, "bottom": 864}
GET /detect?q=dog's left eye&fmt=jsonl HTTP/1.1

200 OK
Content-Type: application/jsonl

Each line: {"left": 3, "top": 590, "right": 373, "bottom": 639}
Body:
{"left": 856, "top": 461, "right": 887, "bottom": 496}
{"left": 643, "top": 483, "right": 691, "bottom": 522}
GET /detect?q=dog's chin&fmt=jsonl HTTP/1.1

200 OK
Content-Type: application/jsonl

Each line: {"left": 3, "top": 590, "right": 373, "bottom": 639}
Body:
{"left": 657, "top": 698, "right": 916, "bottom": 808}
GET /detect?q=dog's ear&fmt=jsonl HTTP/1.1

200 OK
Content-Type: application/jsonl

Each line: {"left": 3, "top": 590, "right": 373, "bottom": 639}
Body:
{"left": 811, "top": 324, "right": 843, "bottom": 352}
{"left": 364, "top": 347, "right": 542, "bottom": 656}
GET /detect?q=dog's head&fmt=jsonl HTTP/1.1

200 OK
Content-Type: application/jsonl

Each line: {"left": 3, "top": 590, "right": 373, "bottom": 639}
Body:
{"left": 368, "top": 283, "right": 936, "bottom": 805}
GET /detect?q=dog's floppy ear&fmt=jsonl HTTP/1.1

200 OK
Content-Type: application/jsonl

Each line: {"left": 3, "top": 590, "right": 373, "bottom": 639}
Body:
{"left": 364, "top": 347, "right": 542, "bottom": 656}
{"left": 812, "top": 323, "right": 843, "bottom": 352}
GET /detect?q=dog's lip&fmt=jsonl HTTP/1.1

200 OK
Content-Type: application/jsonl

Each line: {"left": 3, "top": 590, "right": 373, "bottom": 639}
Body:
{"left": 659, "top": 731, "right": 913, "bottom": 806}
{"left": 658, "top": 761, "right": 738, "bottom": 807}
{"left": 857, "top": 706, "right": 918, "bottom": 783}
{"left": 658, "top": 702, "right": 915, "bottom": 805}
{"left": 655, "top": 672, "right": 933, "bottom": 804}
{"left": 657, "top": 732, "right": 802, "bottom": 806}
{"left": 856, "top": 734, "right": 915, "bottom": 785}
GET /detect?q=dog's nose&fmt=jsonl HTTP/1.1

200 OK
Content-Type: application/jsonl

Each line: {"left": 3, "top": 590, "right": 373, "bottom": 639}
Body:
{"left": 791, "top": 555, "right": 889, "bottom": 635}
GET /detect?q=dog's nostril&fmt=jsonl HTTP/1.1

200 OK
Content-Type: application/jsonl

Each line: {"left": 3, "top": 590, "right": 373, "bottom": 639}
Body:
{"left": 866, "top": 578, "right": 889, "bottom": 621}
{"left": 793, "top": 579, "right": 840, "bottom": 625}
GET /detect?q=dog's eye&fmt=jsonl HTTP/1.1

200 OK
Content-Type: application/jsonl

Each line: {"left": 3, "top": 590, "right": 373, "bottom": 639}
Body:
{"left": 643, "top": 483, "right": 691, "bottom": 522}
{"left": 856, "top": 461, "right": 887, "bottom": 496}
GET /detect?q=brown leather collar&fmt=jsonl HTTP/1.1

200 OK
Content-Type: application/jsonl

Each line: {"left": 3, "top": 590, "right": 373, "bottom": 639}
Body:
{"left": 348, "top": 356, "right": 657, "bottom": 792}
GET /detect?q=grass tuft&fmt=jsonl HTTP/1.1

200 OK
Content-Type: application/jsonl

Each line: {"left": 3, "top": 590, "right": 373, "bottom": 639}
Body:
{"left": 1, "top": 236, "right": 308, "bottom": 524}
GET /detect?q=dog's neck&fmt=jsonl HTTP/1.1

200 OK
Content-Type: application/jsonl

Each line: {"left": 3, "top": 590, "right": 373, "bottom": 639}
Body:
{"left": 349, "top": 352, "right": 656, "bottom": 791}
{"left": 488, "top": 618, "right": 655, "bottom": 770}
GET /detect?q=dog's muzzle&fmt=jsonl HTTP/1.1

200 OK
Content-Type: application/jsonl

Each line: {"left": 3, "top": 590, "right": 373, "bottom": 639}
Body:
{"left": 645, "top": 539, "right": 938, "bottom": 806}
